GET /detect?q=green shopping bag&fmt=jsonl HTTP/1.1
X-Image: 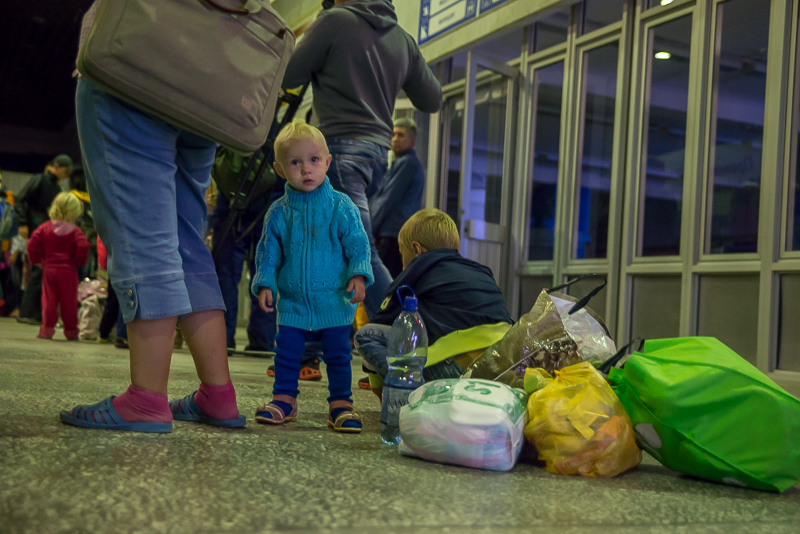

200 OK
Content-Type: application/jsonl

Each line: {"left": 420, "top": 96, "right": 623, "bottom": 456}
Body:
{"left": 608, "top": 337, "right": 800, "bottom": 492}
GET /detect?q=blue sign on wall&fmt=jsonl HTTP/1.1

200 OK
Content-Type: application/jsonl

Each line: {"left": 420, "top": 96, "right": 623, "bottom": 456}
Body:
{"left": 418, "top": 0, "right": 478, "bottom": 45}
{"left": 479, "top": 0, "right": 511, "bottom": 13}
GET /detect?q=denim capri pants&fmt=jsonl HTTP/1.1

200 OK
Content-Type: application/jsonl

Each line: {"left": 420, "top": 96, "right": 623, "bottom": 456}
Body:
{"left": 76, "top": 78, "right": 224, "bottom": 322}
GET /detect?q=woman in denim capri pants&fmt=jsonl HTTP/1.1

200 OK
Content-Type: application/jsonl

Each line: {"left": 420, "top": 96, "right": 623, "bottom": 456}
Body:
{"left": 59, "top": 77, "right": 247, "bottom": 432}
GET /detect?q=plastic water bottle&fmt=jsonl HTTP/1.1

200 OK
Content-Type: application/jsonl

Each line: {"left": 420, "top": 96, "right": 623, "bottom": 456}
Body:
{"left": 380, "top": 286, "right": 428, "bottom": 445}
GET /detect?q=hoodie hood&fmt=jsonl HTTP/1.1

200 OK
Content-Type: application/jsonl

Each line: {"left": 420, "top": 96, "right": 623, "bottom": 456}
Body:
{"left": 52, "top": 220, "right": 77, "bottom": 236}
{"left": 340, "top": 0, "right": 397, "bottom": 30}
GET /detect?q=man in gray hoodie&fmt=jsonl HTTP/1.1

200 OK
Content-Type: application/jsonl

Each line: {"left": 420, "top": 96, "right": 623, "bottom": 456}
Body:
{"left": 281, "top": 0, "right": 442, "bottom": 318}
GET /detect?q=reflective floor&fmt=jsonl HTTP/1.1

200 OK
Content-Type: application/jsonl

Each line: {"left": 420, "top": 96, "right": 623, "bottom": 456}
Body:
{"left": 1, "top": 317, "right": 799, "bottom": 534}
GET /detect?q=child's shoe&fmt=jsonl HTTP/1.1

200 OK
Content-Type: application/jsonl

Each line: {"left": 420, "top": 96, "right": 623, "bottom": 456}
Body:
{"left": 37, "top": 326, "right": 55, "bottom": 339}
{"left": 97, "top": 337, "right": 112, "bottom": 344}
{"left": 266, "top": 359, "right": 322, "bottom": 381}
{"left": 327, "top": 400, "right": 362, "bottom": 433}
{"left": 255, "top": 394, "right": 297, "bottom": 425}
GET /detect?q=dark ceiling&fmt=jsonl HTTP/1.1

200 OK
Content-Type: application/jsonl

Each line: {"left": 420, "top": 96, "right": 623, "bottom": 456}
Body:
{"left": 0, "top": 0, "right": 94, "bottom": 173}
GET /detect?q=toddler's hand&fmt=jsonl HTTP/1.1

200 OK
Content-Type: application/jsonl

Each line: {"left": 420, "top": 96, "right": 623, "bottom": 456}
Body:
{"left": 347, "top": 276, "right": 366, "bottom": 304}
{"left": 258, "top": 287, "right": 274, "bottom": 313}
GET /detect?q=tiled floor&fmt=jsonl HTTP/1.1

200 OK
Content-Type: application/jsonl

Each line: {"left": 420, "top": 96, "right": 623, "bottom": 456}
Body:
{"left": 1, "top": 317, "right": 798, "bottom": 534}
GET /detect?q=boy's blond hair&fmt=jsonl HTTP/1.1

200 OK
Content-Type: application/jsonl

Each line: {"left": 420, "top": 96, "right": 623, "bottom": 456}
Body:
{"left": 398, "top": 208, "right": 460, "bottom": 252}
{"left": 48, "top": 192, "right": 82, "bottom": 223}
{"left": 274, "top": 122, "right": 328, "bottom": 163}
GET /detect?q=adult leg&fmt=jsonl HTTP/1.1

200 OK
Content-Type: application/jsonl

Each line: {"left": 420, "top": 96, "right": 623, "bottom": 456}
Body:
{"left": 59, "top": 270, "right": 80, "bottom": 340}
{"left": 115, "top": 311, "right": 127, "bottom": 342}
{"left": 19, "top": 265, "right": 43, "bottom": 322}
{"left": 375, "top": 236, "right": 403, "bottom": 278}
{"left": 38, "top": 269, "right": 57, "bottom": 338}
{"left": 326, "top": 140, "right": 392, "bottom": 317}
{"left": 244, "top": 207, "right": 276, "bottom": 351}
{"left": 98, "top": 274, "right": 119, "bottom": 339}
{"left": 353, "top": 323, "right": 392, "bottom": 378}
{"left": 168, "top": 128, "right": 243, "bottom": 423}
{"left": 245, "top": 255, "right": 276, "bottom": 351}
{"left": 65, "top": 79, "right": 191, "bottom": 429}
{"left": 211, "top": 192, "right": 245, "bottom": 350}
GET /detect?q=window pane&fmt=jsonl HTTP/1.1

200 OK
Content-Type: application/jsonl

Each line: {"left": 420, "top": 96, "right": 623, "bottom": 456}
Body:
{"left": 474, "top": 27, "right": 523, "bottom": 64}
{"left": 519, "top": 275, "right": 554, "bottom": 314}
{"left": 566, "top": 275, "right": 607, "bottom": 316}
{"left": 451, "top": 51, "right": 468, "bottom": 82}
{"left": 582, "top": 0, "right": 624, "bottom": 35}
{"left": 789, "top": 43, "right": 800, "bottom": 250}
{"left": 442, "top": 100, "right": 463, "bottom": 227}
{"left": 575, "top": 43, "right": 619, "bottom": 259}
{"left": 470, "top": 77, "right": 507, "bottom": 225}
{"left": 528, "top": 61, "right": 564, "bottom": 261}
{"left": 639, "top": 15, "right": 693, "bottom": 256}
{"left": 645, "top": 0, "right": 679, "bottom": 9}
{"left": 532, "top": 9, "right": 570, "bottom": 53}
{"left": 707, "top": 0, "right": 770, "bottom": 254}
{"left": 778, "top": 274, "right": 800, "bottom": 371}
{"left": 697, "top": 275, "right": 759, "bottom": 365}
{"left": 630, "top": 276, "right": 681, "bottom": 339}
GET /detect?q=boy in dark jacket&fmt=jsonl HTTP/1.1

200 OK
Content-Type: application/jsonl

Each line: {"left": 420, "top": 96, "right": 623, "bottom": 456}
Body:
{"left": 354, "top": 209, "right": 513, "bottom": 398}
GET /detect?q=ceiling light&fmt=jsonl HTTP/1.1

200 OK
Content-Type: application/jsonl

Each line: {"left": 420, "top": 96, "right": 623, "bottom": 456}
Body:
{"left": 660, "top": 0, "right": 675, "bottom": 5}
{"left": 654, "top": 51, "right": 672, "bottom": 60}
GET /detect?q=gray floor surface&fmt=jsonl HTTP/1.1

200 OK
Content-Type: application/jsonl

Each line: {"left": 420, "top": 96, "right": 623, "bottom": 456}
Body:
{"left": 1, "top": 317, "right": 798, "bottom": 534}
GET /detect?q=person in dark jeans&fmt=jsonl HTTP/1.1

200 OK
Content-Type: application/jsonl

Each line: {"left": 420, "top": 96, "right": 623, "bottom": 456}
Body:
{"left": 210, "top": 191, "right": 277, "bottom": 356}
{"left": 280, "top": 0, "right": 442, "bottom": 318}
{"left": 96, "top": 236, "right": 127, "bottom": 347}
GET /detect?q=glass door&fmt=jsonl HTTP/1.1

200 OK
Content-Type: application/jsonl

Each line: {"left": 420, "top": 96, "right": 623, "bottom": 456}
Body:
{"left": 457, "top": 52, "right": 519, "bottom": 292}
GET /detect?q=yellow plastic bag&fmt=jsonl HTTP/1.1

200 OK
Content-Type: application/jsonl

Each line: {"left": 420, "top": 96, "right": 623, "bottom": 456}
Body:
{"left": 523, "top": 362, "right": 641, "bottom": 477}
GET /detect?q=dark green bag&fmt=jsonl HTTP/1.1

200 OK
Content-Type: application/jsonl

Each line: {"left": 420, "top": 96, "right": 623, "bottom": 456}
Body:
{"left": 608, "top": 337, "right": 800, "bottom": 492}
{"left": 211, "top": 148, "right": 277, "bottom": 201}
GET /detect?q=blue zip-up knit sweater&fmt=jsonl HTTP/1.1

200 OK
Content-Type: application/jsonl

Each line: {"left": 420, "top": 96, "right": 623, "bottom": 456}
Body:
{"left": 251, "top": 178, "right": 374, "bottom": 330}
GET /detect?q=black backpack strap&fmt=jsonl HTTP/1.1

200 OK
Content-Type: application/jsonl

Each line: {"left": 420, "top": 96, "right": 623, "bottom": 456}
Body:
{"left": 547, "top": 273, "right": 606, "bottom": 315}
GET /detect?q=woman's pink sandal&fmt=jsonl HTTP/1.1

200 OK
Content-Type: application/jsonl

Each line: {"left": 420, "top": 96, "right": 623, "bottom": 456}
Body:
{"left": 327, "top": 400, "right": 362, "bottom": 433}
{"left": 254, "top": 394, "right": 297, "bottom": 425}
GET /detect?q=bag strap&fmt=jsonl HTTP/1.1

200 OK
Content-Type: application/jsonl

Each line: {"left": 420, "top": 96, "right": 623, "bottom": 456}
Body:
{"left": 202, "top": 0, "right": 250, "bottom": 15}
{"left": 597, "top": 337, "right": 644, "bottom": 374}
{"left": 547, "top": 273, "right": 606, "bottom": 315}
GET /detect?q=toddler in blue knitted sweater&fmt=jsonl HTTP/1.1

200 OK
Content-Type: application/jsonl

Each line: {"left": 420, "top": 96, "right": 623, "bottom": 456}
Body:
{"left": 251, "top": 122, "right": 374, "bottom": 432}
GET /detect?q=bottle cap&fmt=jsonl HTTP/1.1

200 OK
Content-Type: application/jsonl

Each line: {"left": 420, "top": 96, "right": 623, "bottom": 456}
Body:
{"left": 402, "top": 296, "right": 418, "bottom": 312}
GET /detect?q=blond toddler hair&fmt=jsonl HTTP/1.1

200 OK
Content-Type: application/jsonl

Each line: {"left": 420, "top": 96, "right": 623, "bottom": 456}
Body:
{"left": 274, "top": 122, "right": 328, "bottom": 164}
{"left": 48, "top": 192, "right": 83, "bottom": 223}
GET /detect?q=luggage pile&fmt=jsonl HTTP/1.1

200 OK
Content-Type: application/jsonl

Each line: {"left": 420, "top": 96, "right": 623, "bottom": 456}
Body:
{"left": 395, "top": 276, "right": 800, "bottom": 492}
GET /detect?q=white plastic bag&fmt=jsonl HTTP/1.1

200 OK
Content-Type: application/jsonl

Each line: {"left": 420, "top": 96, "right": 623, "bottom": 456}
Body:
{"left": 398, "top": 379, "right": 528, "bottom": 471}
{"left": 550, "top": 294, "right": 617, "bottom": 364}
{"left": 78, "top": 294, "right": 104, "bottom": 341}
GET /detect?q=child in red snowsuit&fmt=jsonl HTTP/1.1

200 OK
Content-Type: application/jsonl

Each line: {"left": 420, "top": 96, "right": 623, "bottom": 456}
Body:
{"left": 27, "top": 192, "right": 90, "bottom": 340}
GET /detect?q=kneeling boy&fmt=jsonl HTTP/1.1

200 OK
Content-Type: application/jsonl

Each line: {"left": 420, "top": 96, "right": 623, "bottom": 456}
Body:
{"left": 355, "top": 208, "right": 513, "bottom": 398}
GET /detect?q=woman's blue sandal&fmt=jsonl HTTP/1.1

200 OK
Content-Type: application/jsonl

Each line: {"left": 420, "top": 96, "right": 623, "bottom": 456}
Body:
{"left": 169, "top": 392, "right": 246, "bottom": 428}
{"left": 59, "top": 396, "right": 172, "bottom": 433}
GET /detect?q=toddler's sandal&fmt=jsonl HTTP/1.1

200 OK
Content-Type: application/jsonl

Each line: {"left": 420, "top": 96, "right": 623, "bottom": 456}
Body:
{"left": 60, "top": 396, "right": 172, "bottom": 433}
{"left": 169, "top": 392, "right": 246, "bottom": 428}
{"left": 255, "top": 394, "right": 297, "bottom": 425}
{"left": 327, "top": 400, "right": 362, "bottom": 434}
